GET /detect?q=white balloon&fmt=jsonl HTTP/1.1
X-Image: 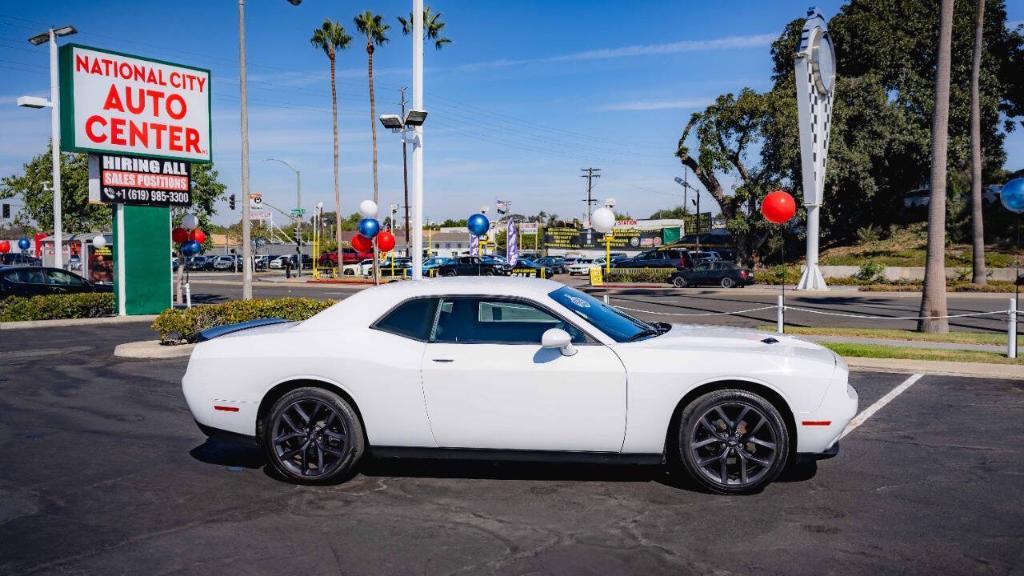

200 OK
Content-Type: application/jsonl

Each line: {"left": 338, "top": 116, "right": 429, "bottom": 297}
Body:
{"left": 359, "top": 200, "right": 379, "bottom": 218}
{"left": 181, "top": 213, "right": 199, "bottom": 231}
{"left": 92, "top": 234, "right": 107, "bottom": 249}
{"left": 591, "top": 207, "right": 616, "bottom": 233}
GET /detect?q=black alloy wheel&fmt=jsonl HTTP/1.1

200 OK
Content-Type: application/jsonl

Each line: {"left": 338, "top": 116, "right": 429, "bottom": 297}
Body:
{"left": 677, "top": 389, "right": 789, "bottom": 494}
{"left": 263, "top": 387, "right": 364, "bottom": 484}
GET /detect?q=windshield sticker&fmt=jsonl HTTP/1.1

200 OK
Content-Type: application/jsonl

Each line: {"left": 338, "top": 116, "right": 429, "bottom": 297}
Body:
{"left": 567, "top": 295, "right": 591, "bottom": 308}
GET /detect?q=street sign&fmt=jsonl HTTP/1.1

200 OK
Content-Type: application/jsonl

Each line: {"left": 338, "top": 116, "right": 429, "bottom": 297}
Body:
{"left": 290, "top": 208, "right": 306, "bottom": 217}
{"left": 249, "top": 193, "right": 263, "bottom": 209}
{"left": 251, "top": 210, "right": 272, "bottom": 221}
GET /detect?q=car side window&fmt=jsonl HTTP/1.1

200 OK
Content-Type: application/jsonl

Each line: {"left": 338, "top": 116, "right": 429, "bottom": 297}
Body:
{"left": 433, "top": 297, "right": 585, "bottom": 344}
{"left": 372, "top": 297, "right": 440, "bottom": 341}
{"left": 17, "top": 268, "right": 48, "bottom": 284}
{"left": 48, "top": 270, "right": 86, "bottom": 286}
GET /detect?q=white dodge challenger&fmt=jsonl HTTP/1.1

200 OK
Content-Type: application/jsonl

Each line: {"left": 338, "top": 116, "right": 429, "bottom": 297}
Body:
{"left": 182, "top": 277, "right": 857, "bottom": 494}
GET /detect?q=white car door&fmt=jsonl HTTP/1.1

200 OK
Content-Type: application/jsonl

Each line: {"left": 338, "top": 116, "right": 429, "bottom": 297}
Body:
{"left": 420, "top": 296, "right": 627, "bottom": 452}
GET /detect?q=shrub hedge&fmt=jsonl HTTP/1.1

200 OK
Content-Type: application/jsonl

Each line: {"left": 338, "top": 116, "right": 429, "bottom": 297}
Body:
{"left": 152, "top": 297, "right": 335, "bottom": 344}
{"left": 605, "top": 268, "right": 675, "bottom": 283}
{"left": 0, "top": 293, "right": 115, "bottom": 322}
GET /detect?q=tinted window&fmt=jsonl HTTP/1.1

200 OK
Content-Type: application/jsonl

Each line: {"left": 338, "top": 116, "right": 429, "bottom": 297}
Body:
{"left": 48, "top": 270, "right": 86, "bottom": 286}
{"left": 548, "top": 286, "right": 657, "bottom": 343}
{"left": 373, "top": 297, "right": 439, "bottom": 341}
{"left": 433, "top": 297, "right": 584, "bottom": 344}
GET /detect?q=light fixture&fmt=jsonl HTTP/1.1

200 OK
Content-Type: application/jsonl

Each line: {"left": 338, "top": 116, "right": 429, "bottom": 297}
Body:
{"left": 674, "top": 176, "right": 684, "bottom": 185}
{"left": 379, "top": 114, "right": 404, "bottom": 130}
{"left": 28, "top": 25, "right": 76, "bottom": 45}
{"left": 17, "top": 96, "right": 51, "bottom": 109}
{"left": 404, "top": 110, "right": 428, "bottom": 127}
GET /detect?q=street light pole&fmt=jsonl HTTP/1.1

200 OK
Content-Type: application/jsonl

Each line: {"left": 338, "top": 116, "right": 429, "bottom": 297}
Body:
{"left": 238, "top": 0, "right": 253, "bottom": 299}
{"left": 411, "top": 0, "right": 424, "bottom": 280}
{"left": 27, "top": 26, "right": 76, "bottom": 268}
{"left": 266, "top": 158, "right": 302, "bottom": 278}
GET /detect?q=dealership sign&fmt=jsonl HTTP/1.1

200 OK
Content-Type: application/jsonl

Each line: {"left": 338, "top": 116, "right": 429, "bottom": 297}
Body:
{"left": 89, "top": 155, "right": 191, "bottom": 207}
{"left": 60, "top": 44, "right": 211, "bottom": 162}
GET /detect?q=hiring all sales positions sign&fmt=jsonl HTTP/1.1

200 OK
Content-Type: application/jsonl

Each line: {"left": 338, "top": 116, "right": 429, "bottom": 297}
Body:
{"left": 88, "top": 155, "right": 192, "bottom": 207}
{"left": 59, "top": 44, "right": 211, "bottom": 163}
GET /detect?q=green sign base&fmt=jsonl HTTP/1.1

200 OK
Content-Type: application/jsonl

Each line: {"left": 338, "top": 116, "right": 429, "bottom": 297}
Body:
{"left": 113, "top": 205, "right": 171, "bottom": 315}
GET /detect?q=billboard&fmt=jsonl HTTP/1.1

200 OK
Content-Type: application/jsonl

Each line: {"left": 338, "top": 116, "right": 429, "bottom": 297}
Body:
{"left": 88, "top": 154, "right": 192, "bottom": 206}
{"left": 59, "top": 44, "right": 211, "bottom": 162}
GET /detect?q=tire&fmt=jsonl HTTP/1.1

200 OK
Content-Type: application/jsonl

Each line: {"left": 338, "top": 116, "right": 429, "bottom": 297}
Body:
{"left": 675, "top": 389, "right": 790, "bottom": 494}
{"left": 483, "top": 269, "right": 495, "bottom": 276}
{"left": 261, "top": 387, "right": 365, "bottom": 484}
{"left": 672, "top": 276, "right": 688, "bottom": 288}
{"left": 444, "top": 269, "right": 457, "bottom": 277}
{"left": 720, "top": 277, "right": 736, "bottom": 288}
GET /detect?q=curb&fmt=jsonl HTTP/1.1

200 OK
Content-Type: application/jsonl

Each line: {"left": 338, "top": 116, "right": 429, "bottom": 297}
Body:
{"left": 845, "top": 357, "right": 1024, "bottom": 379}
{"left": 1, "top": 315, "right": 159, "bottom": 330}
{"left": 114, "top": 340, "right": 195, "bottom": 359}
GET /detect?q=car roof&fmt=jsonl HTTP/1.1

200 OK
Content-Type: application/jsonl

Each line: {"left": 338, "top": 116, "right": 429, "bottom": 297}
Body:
{"left": 295, "top": 277, "right": 566, "bottom": 332}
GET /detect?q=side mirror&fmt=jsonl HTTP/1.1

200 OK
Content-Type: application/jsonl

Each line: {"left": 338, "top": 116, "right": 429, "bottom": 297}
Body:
{"left": 541, "top": 328, "right": 577, "bottom": 357}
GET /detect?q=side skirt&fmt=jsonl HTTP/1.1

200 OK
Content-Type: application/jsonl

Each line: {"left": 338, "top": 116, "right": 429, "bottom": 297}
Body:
{"left": 369, "top": 446, "right": 664, "bottom": 466}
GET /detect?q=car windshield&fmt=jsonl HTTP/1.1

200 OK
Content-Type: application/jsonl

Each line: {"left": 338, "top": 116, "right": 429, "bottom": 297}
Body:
{"left": 548, "top": 286, "right": 663, "bottom": 342}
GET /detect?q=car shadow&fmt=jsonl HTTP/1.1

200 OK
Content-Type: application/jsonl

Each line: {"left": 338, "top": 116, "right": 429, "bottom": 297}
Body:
{"left": 189, "top": 438, "right": 265, "bottom": 469}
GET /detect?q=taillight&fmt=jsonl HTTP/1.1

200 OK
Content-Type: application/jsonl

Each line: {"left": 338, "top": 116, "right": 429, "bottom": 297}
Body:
{"left": 740, "top": 271, "right": 749, "bottom": 279}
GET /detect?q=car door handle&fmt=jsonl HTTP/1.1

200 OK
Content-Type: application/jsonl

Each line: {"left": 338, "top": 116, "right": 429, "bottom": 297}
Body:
{"left": 431, "top": 358, "right": 454, "bottom": 363}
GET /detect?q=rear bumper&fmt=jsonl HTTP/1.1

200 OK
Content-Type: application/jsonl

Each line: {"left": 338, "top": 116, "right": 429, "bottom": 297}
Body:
{"left": 196, "top": 420, "right": 259, "bottom": 448}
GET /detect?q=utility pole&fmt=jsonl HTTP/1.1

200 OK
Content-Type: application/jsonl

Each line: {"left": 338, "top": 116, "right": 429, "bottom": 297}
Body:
{"left": 400, "top": 87, "right": 411, "bottom": 243}
{"left": 580, "top": 168, "right": 601, "bottom": 224}
{"left": 238, "top": 0, "right": 253, "bottom": 299}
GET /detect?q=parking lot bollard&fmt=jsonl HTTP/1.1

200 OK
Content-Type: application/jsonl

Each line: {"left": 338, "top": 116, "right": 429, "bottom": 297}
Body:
{"left": 1009, "top": 298, "right": 1017, "bottom": 359}
{"left": 603, "top": 294, "right": 610, "bottom": 305}
{"left": 777, "top": 295, "right": 784, "bottom": 334}
{"left": 185, "top": 282, "right": 192, "bottom": 309}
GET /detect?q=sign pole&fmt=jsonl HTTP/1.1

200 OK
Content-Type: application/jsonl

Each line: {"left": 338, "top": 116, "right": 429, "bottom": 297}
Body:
{"left": 49, "top": 29, "right": 63, "bottom": 269}
{"left": 410, "top": 0, "right": 424, "bottom": 280}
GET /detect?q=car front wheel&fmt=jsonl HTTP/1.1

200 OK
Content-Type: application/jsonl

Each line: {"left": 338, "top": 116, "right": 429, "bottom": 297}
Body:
{"left": 676, "top": 389, "right": 789, "bottom": 494}
{"left": 262, "top": 387, "right": 365, "bottom": 484}
{"left": 672, "top": 276, "right": 688, "bottom": 288}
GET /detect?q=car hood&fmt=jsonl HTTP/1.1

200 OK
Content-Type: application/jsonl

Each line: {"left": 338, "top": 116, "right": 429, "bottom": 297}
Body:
{"left": 629, "top": 323, "right": 838, "bottom": 366}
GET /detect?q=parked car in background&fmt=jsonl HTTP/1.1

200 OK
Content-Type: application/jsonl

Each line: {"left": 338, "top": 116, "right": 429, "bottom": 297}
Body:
{"left": 512, "top": 258, "right": 553, "bottom": 278}
{"left": 0, "top": 253, "right": 42, "bottom": 267}
{"left": 435, "top": 256, "right": 512, "bottom": 277}
{"left": 421, "top": 256, "right": 455, "bottom": 276}
{"left": 254, "top": 255, "right": 270, "bottom": 271}
{"left": 536, "top": 256, "right": 567, "bottom": 274}
{"left": 0, "top": 266, "right": 113, "bottom": 297}
{"left": 186, "top": 255, "right": 212, "bottom": 271}
{"left": 689, "top": 251, "right": 723, "bottom": 266}
{"left": 320, "top": 248, "right": 373, "bottom": 267}
{"left": 567, "top": 258, "right": 599, "bottom": 276}
{"left": 614, "top": 248, "right": 689, "bottom": 269}
{"left": 342, "top": 258, "right": 374, "bottom": 276}
{"left": 210, "top": 255, "right": 240, "bottom": 271}
{"left": 668, "top": 261, "right": 753, "bottom": 288}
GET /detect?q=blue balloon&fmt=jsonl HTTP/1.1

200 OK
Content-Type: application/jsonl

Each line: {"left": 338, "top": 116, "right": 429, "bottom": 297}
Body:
{"left": 1001, "top": 178, "right": 1024, "bottom": 214}
{"left": 467, "top": 213, "right": 490, "bottom": 236}
{"left": 17, "top": 238, "right": 30, "bottom": 251}
{"left": 180, "top": 240, "right": 202, "bottom": 256}
{"left": 358, "top": 218, "right": 380, "bottom": 238}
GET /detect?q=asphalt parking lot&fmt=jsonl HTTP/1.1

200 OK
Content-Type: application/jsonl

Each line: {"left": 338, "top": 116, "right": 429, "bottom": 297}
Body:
{"left": 1, "top": 323, "right": 1022, "bottom": 575}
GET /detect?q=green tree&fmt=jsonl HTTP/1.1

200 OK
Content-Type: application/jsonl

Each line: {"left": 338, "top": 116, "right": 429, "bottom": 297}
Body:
{"left": 398, "top": 6, "right": 452, "bottom": 50}
{"left": 310, "top": 19, "right": 353, "bottom": 269}
{"left": 1, "top": 145, "right": 109, "bottom": 232}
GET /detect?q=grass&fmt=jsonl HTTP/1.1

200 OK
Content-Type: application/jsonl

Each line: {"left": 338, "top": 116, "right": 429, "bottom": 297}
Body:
{"left": 761, "top": 325, "right": 1021, "bottom": 346}
{"left": 818, "top": 223, "right": 1019, "bottom": 268}
{"left": 821, "top": 342, "right": 1024, "bottom": 365}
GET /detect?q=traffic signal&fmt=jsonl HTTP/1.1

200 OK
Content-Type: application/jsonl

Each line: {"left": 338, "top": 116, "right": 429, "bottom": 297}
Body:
{"left": 229, "top": 194, "right": 236, "bottom": 210}
{"left": 1, "top": 203, "right": 9, "bottom": 219}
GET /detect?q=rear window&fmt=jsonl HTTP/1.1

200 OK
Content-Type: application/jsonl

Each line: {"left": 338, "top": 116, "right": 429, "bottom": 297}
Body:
{"left": 372, "top": 297, "right": 440, "bottom": 341}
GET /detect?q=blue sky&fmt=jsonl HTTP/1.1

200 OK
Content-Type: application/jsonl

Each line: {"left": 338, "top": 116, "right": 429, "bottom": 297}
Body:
{"left": 2, "top": 0, "right": 1022, "bottom": 226}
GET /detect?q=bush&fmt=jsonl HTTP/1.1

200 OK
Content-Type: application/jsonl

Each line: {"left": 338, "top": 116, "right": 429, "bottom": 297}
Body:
{"left": 0, "top": 293, "right": 115, "bottom": 322}
{"left": 605, "top": 268, "right": 675, "bottom": 284}
{"left": 757, "top": 265, "right": 802, "bottom": 285}
{"left": 152, "top": 297, "right": 335, "bottom": 344}
{"left": 856, "top": 225, "right": 881, "bottom": 244}
{"left": 853, "top": 260, "right": 887, "bottom": 283}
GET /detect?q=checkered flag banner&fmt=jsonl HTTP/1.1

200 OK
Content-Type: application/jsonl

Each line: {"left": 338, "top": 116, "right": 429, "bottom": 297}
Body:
{"left": 507, "top": 218, "right": 519, "bottom": 267}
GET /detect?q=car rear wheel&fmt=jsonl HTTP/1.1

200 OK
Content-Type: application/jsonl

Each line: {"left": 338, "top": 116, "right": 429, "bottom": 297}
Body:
{"left": 720, "top": 277, "right": 736, "bottom": 288}
{"left": 262, "top": 387, "right": 364, "bottom": 484}
{"left": 672, "top": 276, "right": 688, "bottom": 288}
{"left": 676, "top": 389, "right": 789, "bottom": 494}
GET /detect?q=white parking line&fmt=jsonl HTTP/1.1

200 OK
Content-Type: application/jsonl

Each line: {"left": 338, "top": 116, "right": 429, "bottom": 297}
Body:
{"left": 840, "top": 373, "right": 924, "bottom": 440}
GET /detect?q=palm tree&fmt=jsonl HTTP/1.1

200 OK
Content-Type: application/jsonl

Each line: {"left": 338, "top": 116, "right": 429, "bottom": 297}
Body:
{"left": 918, "top": 0, "right": 955, "bottom": 333}
{"left": 310, "top": 19, "right": 352, "bottom": 272}
{"left": 970, "top": 0, "right": 986, "bottom": 285}
{"left": 354, "top": 11, "right": 388, "bottom": 284}
{"left": 398, "top": 6, "right": 452, "bottom": 50}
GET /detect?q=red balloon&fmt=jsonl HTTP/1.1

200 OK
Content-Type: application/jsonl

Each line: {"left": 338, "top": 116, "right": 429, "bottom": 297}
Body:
{"left": 376, "top": 230, "right": 396, "bottom": 252}
{"left": 761, "top": 190, "right": 797, "bottom": 224}
{"left": 0, "top": 240, "right": 9, "bottom": 254}
{"left": 188, "top": 229, "right": 206, "bottom": 244}
{"left": 171, "top": 227, "right": 189, "bottom": 244}
{"left": 351, "top": 233, "right": 373, "bottom": 253}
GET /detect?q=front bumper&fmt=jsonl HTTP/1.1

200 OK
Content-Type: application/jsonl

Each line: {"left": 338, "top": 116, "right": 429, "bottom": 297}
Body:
{"left": 795, "top": 376, "right": 859, "bottom": 454}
